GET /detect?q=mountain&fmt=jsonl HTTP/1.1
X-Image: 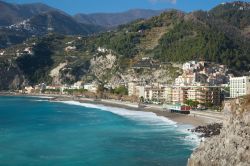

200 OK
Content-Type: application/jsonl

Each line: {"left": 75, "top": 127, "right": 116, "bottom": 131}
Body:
{"left": 209, "top": 1, "right": 250, "bottom": 29}
{"left": 7, "top": 10, "right": 104, "bottom": 36}
{"left": 0, "top": 1, "right": 165, "bottom": 49}
{"left": 0, "top": 0, "right": 56, "bottom": 26}
{"left": 0, "top": 10, "right": 104, "bottom": 48}
{"left": 0, "top": 1, "right": 249, "bottom": 90}
{"left": 74, "top": 9, "right": 166, "bottom": 28}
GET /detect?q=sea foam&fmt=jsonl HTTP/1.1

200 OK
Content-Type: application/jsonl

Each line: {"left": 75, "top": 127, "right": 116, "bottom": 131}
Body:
{"left": 59, "top": 101, "right": 177, "bottom": 126}
{"left": 53, "top": 100, "right": 200, "bottom": 146}
{"left": 29, "top": 95, "right": 54, "bottom": 99}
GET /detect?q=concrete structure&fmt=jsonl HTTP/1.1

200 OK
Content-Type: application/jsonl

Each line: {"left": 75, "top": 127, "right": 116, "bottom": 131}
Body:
{"left": 84, "top": 83, "right": 98, "bottom": 93}
{"left": 135, "top": 85, "right": 145, "bottom": 98}
{"left": 65, "top": 46, "right": 76, "bottom": 51}
{"left": 230, "top": 76, "right": 250, "bottom": 98}
{"left": 175, "top": 73, "right": 197, "bottom": 86}
{"left": 24, "top": 86, "right": 34, "bottom": 94}
{"left": 71, "top": 81, "right": 84, "bottom": 89}
{"left": 128, "top": 82, "right": 171, "bottom": 102}
{"left": 128, "top": 82, "right": 137, "bottom": 96}
{"left": 164, "top": 87, "right": 172, "bottom": 103}
{"left": 35, "top": 83, "right": 46, "bottom": 93}
{"left": 172, "top": 85, "right": 222, "bottom": 106}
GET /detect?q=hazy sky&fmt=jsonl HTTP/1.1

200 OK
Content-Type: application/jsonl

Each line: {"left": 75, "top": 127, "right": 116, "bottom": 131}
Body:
{"left": 4, "top": 0, "right": 250, "bottom": 14}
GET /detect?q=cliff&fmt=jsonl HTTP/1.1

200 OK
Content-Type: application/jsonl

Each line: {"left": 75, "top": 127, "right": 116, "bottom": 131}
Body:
{"left": 188, "top": 96, "right": 250, "bottom": 166}
{"left": 0, "top": 59, "right": 26, "bottom": 90}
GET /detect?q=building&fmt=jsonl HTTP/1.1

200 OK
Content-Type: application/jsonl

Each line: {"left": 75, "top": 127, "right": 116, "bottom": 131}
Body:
{"left": 175, "top": 73, "right": 197, "bottom": 86}
{"left": 65, "top": 46, "right": 76, "bottom": 51}
{"left": 135, "top": 85, "right": 145, "bottom": 98}
{"left": 172, "top": 85, "right": 222, "bottom": 106}
{"left": 128, "top": 82, "right": 137, "bottom": 96}
{"left": 144, "top": 84, "right": 166, "bottom": 102}
{"left": 164, "top": 87, "right": 172, "bottom": 103}
{"left": 171, "top": 86, "right": 187, "bottom": 104}
{"left": 230, "top": 76, "right": 250, "bottom": 98}
{"left": 71, "top": 81, "right": 84, "bottom": 89}
{"left": 84, "top": 83, "right": 98, "bottom": 93}
{"left": 35, "top": 83, "right": 46, "bottom": 93}
{"left": 24, "top": 86, "right": 35, "bottom": 94}
{"left": 128, "top": 82, "right": 170, "bottom": 102}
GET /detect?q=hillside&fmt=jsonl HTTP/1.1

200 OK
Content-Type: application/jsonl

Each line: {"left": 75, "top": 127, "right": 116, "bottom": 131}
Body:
{"left": 0, "top": 1, "right": 167, "bottom": 49}
{"left": 0, "top": 10, "right": 104, "bottom": 49}
{"left": 0, "top": 1, "right": 249, "bottom": 90}
{"left": 0, "top": 0, "right": 56, "bottom": 26}
{"left": 74, "top": 9, "right": 166, "bottom": 28}
{"left": 93, "top": 3, "right": 249, "bottom": 72}
{"left": 8, "top": 11, "right": 104, "bottom": 36}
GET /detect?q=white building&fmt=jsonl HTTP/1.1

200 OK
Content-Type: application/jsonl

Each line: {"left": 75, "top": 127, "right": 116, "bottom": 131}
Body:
{"left": 97, "top": 47, "right": 108, "bottom": 53}
{"left": 24, "top": 86, "right": 34, "bottom": 94}
{"left": 0, "top": 51, "right": 5, "bottom": 56}
{"left": 128, "top": 82, "right": 137, "bottom": 96}
{"left": 174, "top": 73, "right": 197, "bottom": 86}
{"left": 65, "top": 46, "right": 76, "bottom": 51}
{"left": 84, "top": 83, "right": 98, "bottom": 93}
{"left": 24, "top": 47, "right": 33, "bottom": 54}
{"left": 230, "top": 76, "right": 250, "bottom": 98}
{"left": 71, "top": 81, "right": 84, "bottom": 89}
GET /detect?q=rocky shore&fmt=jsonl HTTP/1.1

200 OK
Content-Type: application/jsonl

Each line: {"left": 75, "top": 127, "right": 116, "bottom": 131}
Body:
{"left": 190, "top": 123, "right": 223, "bottom": 138}
{"left": 188, "top": 97, "right": 250, "bottom": 166}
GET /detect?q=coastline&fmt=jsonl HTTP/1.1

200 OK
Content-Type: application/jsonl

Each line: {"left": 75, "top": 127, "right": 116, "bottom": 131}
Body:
{"left": 75, "top": 98, "right": 220, "bottom": 127}
{"left": 0, "top": 93, "right": 223, "bottom": 127}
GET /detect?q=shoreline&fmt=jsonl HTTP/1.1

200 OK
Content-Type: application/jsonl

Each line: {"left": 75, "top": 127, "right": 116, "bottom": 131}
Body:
{"left": 0, "top": 93, "right": 223, "bottom": 127}
{"left": 75, "top": 98, "right": 220, "bottom": 127}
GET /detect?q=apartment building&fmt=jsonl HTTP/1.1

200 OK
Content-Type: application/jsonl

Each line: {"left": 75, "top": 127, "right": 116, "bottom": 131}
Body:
{"left": 230, "top": 76, "right": 250, "bottom": 98}
{"left": 172, "top": 85, "right": 222, "bottom": 106}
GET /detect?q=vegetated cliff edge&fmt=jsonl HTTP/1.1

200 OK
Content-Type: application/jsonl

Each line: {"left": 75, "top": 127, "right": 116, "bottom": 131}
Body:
{"left": 188, "top": 96, "right": 250, "bottom": 166}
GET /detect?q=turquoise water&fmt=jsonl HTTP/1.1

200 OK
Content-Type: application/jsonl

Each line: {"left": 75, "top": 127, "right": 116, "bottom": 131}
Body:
{"left": 0, "top": 96, "right": 198, "bottom": 166}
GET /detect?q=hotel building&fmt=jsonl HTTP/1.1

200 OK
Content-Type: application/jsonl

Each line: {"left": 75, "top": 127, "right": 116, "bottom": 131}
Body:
{"left": 230, "top": 76, "right": 250, "bottom": 98}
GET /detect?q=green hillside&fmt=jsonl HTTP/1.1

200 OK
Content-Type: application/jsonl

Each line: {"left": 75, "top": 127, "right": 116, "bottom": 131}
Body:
{"left": 0, "top": 1, "right": 249, "bottom": 89}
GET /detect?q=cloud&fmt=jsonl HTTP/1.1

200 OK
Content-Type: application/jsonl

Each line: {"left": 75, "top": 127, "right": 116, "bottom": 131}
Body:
{"left": 149, "top": 0, "right": 177, "bottom": 4}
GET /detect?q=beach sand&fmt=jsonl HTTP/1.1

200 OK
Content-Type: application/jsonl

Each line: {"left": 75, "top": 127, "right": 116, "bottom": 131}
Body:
{"left": 74, "top": 98, "right": 220, "bottom": 127}
{"left": 0, "top": 93, "right": 223, "bottom": 127}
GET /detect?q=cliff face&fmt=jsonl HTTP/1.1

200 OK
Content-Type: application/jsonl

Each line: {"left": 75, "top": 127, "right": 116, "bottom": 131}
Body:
{"left": 188, "top": 97, "right": 250, "bottom": 166}
{"left": 0, "top": 59, "right": 26, "bottom": 90}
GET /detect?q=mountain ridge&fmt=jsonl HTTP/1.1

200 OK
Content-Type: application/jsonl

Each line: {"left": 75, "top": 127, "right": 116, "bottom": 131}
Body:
{"left": 0, "top": 0, "right": 168, "bottom": 48}
{"left": 0, "top": 1, "right": 249, "bottom": 89}
{"left": 0, "top": 0, "right": 57, "bottom": 26}
{"left": 74, "top": 9, "right": 168, "bottom": 28}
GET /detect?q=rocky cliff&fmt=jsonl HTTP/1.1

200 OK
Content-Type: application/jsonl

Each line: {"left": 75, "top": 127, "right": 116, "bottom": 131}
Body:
{"left": 0, "top": 59, "right": 26, "bottom": 90}
{"left": 188, "top": 97, "right": 250, "bottom": 166}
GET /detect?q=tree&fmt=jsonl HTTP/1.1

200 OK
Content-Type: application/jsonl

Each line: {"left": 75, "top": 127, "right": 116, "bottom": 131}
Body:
{"left": 140, "top": 96, "right": 144, "bottom": 103}
{"left": 114, "top": 86, "right": 128, "bottom": 95}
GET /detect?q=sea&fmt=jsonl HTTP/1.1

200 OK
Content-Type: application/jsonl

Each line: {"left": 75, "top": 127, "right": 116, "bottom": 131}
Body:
{"left": 0, "top": 96, "right": 199, "bottom": 166}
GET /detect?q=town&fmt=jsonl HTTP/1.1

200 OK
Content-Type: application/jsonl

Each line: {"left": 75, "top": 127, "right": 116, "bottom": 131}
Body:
{"left": 18, "top": 60, "right": 248, "bottom": 112}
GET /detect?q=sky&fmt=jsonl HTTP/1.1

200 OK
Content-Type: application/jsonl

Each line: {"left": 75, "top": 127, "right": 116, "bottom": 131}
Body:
{"left": 4, "top": 0, "right": 250, "bottom": 15}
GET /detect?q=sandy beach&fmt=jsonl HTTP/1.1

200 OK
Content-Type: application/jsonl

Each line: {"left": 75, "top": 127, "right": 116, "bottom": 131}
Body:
{"left": 0, "top": 93, "right": 224, "bottom": 127}
{"left": 76, "top": 98, "right": 223, "bottom": 127}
